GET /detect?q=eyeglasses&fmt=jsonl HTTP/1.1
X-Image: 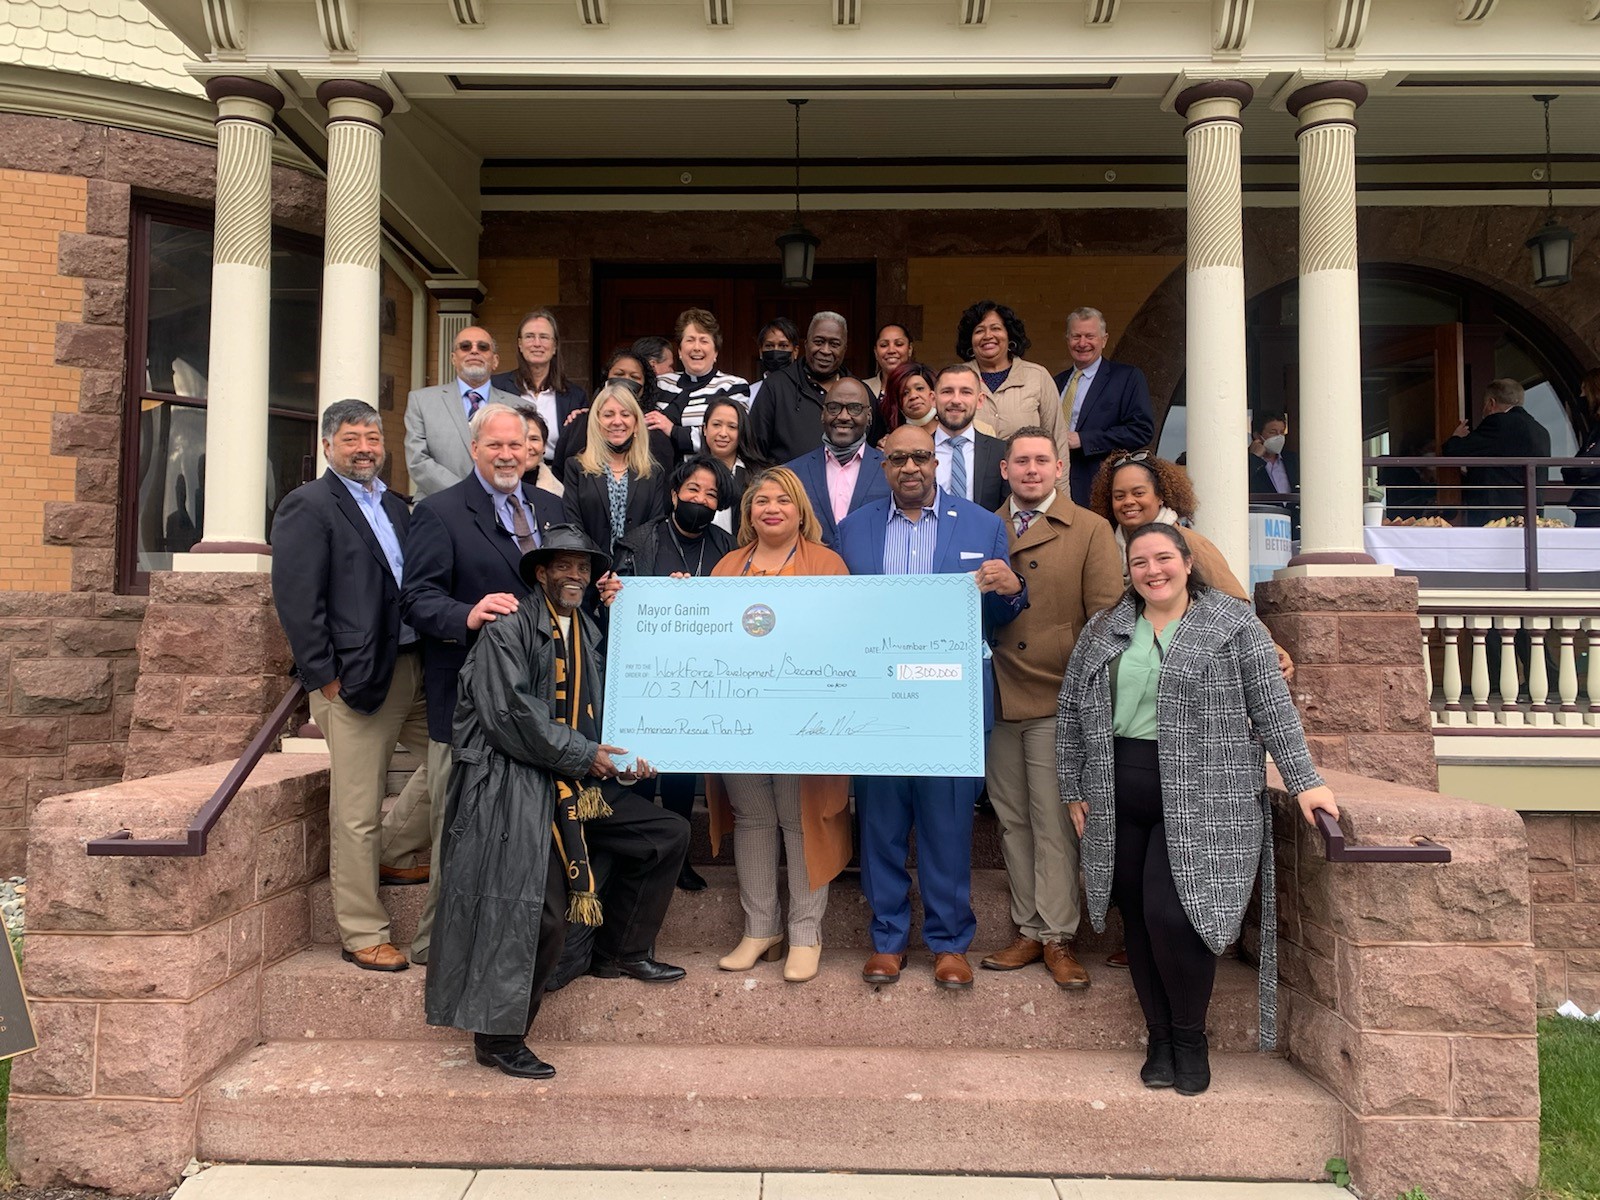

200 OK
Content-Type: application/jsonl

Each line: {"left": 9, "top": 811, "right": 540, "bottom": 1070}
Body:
{"left": 1109, "top": 450, "right": 1154, "bottom": 466}
{"left": 519, "top": 332, "right": 555, "bottom": 343}
{"left": 822, "top": 402, "right": 869, "bottom": 418}
{"left": 884, "top": 450, "right": 936, "bottom": 467}
{"left": 456, "top": 340, "right": 493, "bottom": 353}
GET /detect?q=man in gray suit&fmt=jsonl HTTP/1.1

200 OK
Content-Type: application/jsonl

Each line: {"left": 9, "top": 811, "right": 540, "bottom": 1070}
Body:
{"left": 405, "top": 326, "right": 523, "bottom": 499}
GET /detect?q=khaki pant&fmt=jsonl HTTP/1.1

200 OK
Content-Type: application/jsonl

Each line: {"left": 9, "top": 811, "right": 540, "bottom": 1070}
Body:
{"left": 308, "top": 651, "right": 430, "bottom": 951}
{"left": 722, "top": 773, "right": 827, "bottom": 947}
{"left": 985, "top": 714, "right": 1082, "bottom": 942}
{"left": 406, "top": 739, "right": 453, "bottom": 962}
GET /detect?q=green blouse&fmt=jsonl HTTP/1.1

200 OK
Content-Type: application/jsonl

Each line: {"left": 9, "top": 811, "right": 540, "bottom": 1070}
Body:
{"left": 1112, "top": 614, "right": 1179, "bottom": 740}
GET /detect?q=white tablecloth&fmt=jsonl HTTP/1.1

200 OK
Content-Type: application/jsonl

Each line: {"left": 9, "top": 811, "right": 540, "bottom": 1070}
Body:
{"left": 1363, "top": 526, "right": 1600, "bottom": 573}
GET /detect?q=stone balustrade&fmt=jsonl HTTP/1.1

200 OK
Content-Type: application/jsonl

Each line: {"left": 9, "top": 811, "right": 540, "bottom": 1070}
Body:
{"left": 5, "top": 752, "right": 330, "bottom": 1193}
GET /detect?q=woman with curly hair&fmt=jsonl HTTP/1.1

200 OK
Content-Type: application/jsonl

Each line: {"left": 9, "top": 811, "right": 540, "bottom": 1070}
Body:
{"left": 956, "top": 300, "right": 1069, "bottom": 460}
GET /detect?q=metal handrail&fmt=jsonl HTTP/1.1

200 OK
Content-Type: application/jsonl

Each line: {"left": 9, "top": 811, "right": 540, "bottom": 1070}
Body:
{"left": 1314, "top": 809, "right": 1451, "bottom": 864}
{"left": 86, "top": 682, "right": 308, "bottom": 857}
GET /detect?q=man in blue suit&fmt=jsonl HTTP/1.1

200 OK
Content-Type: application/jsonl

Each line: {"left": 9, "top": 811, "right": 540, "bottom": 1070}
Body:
{"left": 784, "top": 378, "right": 891, "bottom": 547}
{"left": 399, "top": 403, "right": 563, "bottom": 963}
{"left": 1052, "top": 307, "right": 1155, "bottom": 506}
{"left": 836, "top": 424, "right": 1027, "bottom": 991}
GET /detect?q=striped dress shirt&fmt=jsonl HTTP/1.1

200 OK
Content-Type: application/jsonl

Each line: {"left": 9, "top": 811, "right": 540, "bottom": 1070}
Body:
{"left": 881, "top": 491, "right": 942, "bottom": 576}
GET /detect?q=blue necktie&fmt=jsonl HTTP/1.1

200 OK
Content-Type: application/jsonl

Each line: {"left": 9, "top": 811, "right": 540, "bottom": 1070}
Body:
{"left": 467, "top": 390, "right": 485, "bottom": 418}
{"left": 948, "top": 434, "right": 969, "bottom": 500}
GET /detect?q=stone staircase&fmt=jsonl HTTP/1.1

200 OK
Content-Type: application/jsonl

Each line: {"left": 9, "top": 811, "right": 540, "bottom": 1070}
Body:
{"left": 195, "top": 790, "right": 1342, "bottom": 1181}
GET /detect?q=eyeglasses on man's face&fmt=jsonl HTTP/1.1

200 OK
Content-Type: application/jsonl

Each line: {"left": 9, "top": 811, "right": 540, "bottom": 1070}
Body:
{"left": 822, "top": 402, "right": 868, "bottom": 418}
{"left": 884, "top": 450, "right": 936, "bottom": 466}
{"left": 456, "top": 340, "right": 493, "bottom": 353}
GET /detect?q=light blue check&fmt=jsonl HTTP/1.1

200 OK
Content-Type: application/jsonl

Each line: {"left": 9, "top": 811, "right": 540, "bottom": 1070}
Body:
{"left": 602, "top": 575, "right": 985, "bottom": 777}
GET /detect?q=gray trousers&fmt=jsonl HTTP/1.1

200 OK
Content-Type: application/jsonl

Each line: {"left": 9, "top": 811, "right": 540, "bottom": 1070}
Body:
{"left": 985, "top": 714, "right": 1082, "bottom": 942}
{"left": 722, "top": 773, "right": 827, "bottom": 947}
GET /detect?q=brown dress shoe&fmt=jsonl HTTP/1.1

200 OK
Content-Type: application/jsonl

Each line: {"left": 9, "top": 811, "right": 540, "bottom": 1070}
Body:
{"left": 862, "top": 952, "right": 907, "bottom": 985}
{"left": 980, "top": 935, "right": 1044, "bottom": 971}
{"left": 342, "top": 942, "right": 409, "bottom": 972}
{"left": 933, "top": 952, "right": 974, "bottom": 990}
{"left": 1044, "top": 939, "right": 1091, "bottom": 990}
{"left": 1106, "top": 948, "right": 1129, "bottom": 969}
{"left": 379, "top": 864, "right": 430, "bottom": 886}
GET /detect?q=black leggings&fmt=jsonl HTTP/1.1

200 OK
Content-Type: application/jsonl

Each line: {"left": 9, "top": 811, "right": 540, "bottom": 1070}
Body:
{"left": 1111, "top": 738, "right": 1217, "bottom": 1036}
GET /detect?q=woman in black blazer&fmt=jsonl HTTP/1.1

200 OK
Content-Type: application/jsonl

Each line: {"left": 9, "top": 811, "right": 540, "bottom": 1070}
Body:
{"left": 561, "top": 381, "right": 669, "bottom": 556}
{"left": 490, "top": 308, "right": 588, "bottom": 467}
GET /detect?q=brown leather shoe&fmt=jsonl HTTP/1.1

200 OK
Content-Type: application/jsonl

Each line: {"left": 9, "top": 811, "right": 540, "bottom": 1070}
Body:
{"left": 1044, "top": 939, "right": 1091, "bottom": 990}
{"left": 342, "top": 942, "right": 409, "bottom": 972}
{"left": 1106, "top": 948, "right": 1129, "bottom": 969}
{"left": 980, "top": 935, "right": 1044, "bottom": 971}
{"left": 933, "top": 952, "right": 974, "bottom": 990}
{"left": 862, "top": 952, "right": 907, "bottom": 985}
{"left": 380, "top": 864, "right": 430, "bottom": 886}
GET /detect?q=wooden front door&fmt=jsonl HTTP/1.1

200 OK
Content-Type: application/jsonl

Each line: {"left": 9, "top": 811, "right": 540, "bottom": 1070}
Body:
{"left": 594, "top": 263, "right": 878, "bottom": 384}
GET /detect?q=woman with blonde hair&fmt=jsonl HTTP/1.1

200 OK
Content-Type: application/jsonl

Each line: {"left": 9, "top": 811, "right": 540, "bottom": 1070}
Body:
{"left": 561, "top": 380, "right": 667, "bottom": 555}
{"left": 705, "top": 467, "right": 852, "bottom": 983}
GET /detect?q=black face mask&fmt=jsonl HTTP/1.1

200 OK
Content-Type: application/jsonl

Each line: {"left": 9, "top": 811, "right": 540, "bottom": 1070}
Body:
{"left": 673, "top": 499, "right": 716, "bottom": 535}
{"left": 608, "top": 435, "right": 635, "bottom": 454}
{"left": 760, "top": 349, "right": 792, "bottom": 374}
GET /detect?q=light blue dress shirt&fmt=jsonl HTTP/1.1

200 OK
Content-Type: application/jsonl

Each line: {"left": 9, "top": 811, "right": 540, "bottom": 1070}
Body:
{"left": 335, "top": 472, "right": 416, "bottom": 645}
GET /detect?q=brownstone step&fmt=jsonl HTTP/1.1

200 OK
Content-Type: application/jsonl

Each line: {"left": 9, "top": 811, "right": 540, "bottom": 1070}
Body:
{"left": 260, "top": 944, "right": 1264, "bottom": 1052}
{"left": 197, "top": 1039, "right": 1340, "bottom": 1180}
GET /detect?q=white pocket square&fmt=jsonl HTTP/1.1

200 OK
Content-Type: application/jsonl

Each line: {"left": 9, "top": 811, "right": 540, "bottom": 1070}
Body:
{"left": 959, "top": 551, "right": 984, "bottom": 560}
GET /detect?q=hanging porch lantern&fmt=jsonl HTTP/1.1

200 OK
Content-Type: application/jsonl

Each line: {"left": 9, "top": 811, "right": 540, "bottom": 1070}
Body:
{"left": 776, "top": 99, "right": 819, "bottom": 288}
{"left": 1525, "top": 95, "right": 1574, "bottom": 288}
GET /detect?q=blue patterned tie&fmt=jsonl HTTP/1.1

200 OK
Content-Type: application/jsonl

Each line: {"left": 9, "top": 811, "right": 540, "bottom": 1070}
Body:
{"left": 467, "top": 390, "right": 485, "bottom": 417}
{"left": 948, "top": 434, "right": 969, "bottom": 500}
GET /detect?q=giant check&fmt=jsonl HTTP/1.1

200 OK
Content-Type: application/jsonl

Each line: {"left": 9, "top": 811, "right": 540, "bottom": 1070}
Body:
{"left": 603, "top": 575, "right": 984, "bottom": 777}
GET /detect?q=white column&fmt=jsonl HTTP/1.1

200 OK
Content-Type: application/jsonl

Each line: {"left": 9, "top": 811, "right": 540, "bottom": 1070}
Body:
{"left": 1175, "top": 81, "right": 1253, "bottom": 583}
{"left": 315, "top": 80, "right": 393, "bottom": 470}
{"left": 1288, "top": 81, "right": 1378, "bottom": 570}
{"left": 176, "top": 76, "right": 285, "bottom": 574}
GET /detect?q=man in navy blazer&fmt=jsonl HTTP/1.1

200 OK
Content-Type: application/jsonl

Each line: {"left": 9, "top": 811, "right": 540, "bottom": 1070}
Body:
{"left": 1052, "top": 307, "right": 1155, "bottom": 506}
{"left": 835, "top": 424, "right": 1027, "bottom": 992}
{"left": 784, "top": 377, "right": 890, "bottom": 546}
{"left": 398, "top": 404, "right": 563, "bottom": 963}
{"left": 271, "top": 399, "right": 431, "bottom": 974}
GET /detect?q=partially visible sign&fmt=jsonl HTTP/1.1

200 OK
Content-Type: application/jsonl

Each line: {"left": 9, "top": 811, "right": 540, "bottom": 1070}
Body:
{"left": 0, "top": 937, "right": 38, "bottom": 1062}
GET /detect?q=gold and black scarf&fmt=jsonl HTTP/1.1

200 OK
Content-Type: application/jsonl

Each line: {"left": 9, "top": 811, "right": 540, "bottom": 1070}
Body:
{"left": 547, "top": 597, "right": 611, "bottom": 927}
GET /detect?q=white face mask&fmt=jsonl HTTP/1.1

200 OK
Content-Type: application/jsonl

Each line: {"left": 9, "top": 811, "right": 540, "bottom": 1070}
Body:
{"left": 1262, "top": 434, "right": 1286, "bottom": 456}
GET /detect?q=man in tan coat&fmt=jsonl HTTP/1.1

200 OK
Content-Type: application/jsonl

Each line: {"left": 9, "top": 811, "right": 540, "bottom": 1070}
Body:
{"left": 981, "top": 426, "right": 1124, "bottom": 988}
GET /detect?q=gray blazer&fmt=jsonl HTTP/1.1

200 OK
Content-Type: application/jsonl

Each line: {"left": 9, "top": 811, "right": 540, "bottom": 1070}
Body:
{"left": 404, "top": 381, "right": 522, "bottom": 499}
{"left": 1055, "top": 587, "right": 1324, "bottom": 1049}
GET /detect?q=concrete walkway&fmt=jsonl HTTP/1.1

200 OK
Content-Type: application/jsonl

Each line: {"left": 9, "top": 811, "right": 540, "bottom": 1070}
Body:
{"left": 175, "top": 1166, "right": 1349, "bottom": 1199}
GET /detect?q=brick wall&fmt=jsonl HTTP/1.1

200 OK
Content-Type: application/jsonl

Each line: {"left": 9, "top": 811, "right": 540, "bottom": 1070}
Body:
{"left": 0, "top": 168, "right": 89, "bottom": 592}
{"left": 1525, "top": 812, "right": 1600, "bottom": 1013}
{"left": 474, "top": 256, "right": 561, "bottom": 381}
{"left": 379, "top": 261, "right": 415, "bottom": 493}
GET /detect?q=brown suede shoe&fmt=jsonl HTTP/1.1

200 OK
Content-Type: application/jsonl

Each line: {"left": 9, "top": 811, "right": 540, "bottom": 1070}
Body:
{"left": 862, "top": 952, "right": 907, "bottom": 985}
{"left": 379, "top": 864, "right": 430, "bottom": 886}
{"left": 980, "top": 935, "right": 1044, "bottom": 971}
{"left": 1044, "top": 939, "right": 1091, "bottom": 990}
{"left": 933, "top": 952, "right": 974, "bottom": 990}
{"left": 342, "top": 942, "right": 409, "bottom": 972}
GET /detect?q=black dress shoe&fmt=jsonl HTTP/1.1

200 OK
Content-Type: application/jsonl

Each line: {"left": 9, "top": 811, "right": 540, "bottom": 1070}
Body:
{"left": 1140, "top": 1031, "right": 1175, "bottom": 1089}
{"left": 1172, "top": 1029, "right": 1210, "bottom": 1096}
{"left": 589, "top": 956, "right": 686, "bottom": 983}
{"left": 677, "top": 863, "right": 708, "bottom": 892}
{"left": 474, "top": 1045, "right": 556, "bottom": 1079}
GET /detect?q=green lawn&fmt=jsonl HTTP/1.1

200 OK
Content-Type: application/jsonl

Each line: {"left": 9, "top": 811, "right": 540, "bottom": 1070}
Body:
{"left": 1540, "top": 1015, "right": 1600, "bottom": 1200}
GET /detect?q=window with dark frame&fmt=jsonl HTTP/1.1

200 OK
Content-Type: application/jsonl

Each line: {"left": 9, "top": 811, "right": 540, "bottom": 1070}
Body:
{"left": 118, "top": 201, "right": 323, "bottom": 593}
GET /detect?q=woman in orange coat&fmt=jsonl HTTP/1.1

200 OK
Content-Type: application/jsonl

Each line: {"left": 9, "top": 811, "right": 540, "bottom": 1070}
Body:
{"left": 707, "top": 466, "right": 852, "bottom": 984}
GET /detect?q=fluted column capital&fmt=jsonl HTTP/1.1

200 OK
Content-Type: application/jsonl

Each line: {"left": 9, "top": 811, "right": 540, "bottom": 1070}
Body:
{"left": 316, "top": 79, "right": 396, "bottom": 125}
{"left": 1174, "top": 79, "right": 1254, "bottom": 122}
{"left": 1287, "top": 80, "right": 1368, "bottom": 126}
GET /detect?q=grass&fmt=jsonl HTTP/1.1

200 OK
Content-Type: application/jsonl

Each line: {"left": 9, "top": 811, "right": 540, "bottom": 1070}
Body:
{"left": 1539, "top": 1015, "right": 1600, "bottom": 1200}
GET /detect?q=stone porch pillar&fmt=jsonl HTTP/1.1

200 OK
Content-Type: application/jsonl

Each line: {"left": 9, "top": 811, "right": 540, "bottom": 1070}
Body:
{"left": 314, "top": 80, "right": 393, "bottom": 470}
{"left": 1175, "top": 81, "right": 1253, "bottom": 583}
{"left": 1288, "top": 80, "right": 1377, "bottom": 570}
{"left": 176, "top": 76, "right": 285, "bottom": 575}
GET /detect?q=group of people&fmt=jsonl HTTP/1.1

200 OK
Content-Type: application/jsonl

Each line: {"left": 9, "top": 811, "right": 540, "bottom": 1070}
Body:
{"left": 270, "top": 300, "right": 1337, "bottom": 1097}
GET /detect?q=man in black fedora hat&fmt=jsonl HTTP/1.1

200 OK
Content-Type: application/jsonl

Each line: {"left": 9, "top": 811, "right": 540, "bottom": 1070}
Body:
{"left": 424, "top": 523, "right": 690, "bottom": 1080}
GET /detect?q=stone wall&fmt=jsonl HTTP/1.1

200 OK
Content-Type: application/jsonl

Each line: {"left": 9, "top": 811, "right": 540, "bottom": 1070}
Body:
{"left": 0, "top": 590, "right": 143, "bottom": 872}
{"left": 1271, "top": 768, "right": 1538, "bottom": 1200}
{"left": 6, "top": 753, "right": 329, "bottom": 1193}
{"left": 1524, "top": 811, "right": 1600, "bottom": 1013}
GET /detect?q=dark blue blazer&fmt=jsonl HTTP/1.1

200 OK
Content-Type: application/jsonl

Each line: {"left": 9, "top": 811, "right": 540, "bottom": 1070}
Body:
{"left": 271, "top": 470, "right": 414, "bottom": 717}
{"left": 786, "top": 445, "right": 892, "bottom": 548}
{"left": 835, "top": 491, "right": 1026, "bottom": 730}
{"left": 1053, "top": 358, "right": 1155, "bottom": 506}
{"left": 399, "top": 472, "right": 564, "bottom": 742}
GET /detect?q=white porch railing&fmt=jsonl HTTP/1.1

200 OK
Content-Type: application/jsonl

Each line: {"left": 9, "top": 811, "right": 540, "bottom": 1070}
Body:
{"left": 1419, "top": 590, "right": 1600, "bottom": 730}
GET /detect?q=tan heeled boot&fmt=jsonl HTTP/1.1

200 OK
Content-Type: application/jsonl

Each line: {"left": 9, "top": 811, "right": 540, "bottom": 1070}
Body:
{"left": 718, "top": 934, "right": 784, "bottom": 971}
{"left": 784, "top": 943, "right": 822, "bottom": 983}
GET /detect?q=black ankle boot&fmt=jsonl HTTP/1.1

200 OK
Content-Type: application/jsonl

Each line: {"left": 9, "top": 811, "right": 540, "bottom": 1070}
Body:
{"left": 1140, "top": 1027, "right": 1175, "bottom": 1088}
{"left": 1172, "top": 1028, "right": 1210, "bottom": 1095}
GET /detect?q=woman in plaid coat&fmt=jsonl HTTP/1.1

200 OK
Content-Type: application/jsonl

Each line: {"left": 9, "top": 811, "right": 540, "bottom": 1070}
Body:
{"left": 1056, "top": 523, "right": 1339, "bottom": 1095}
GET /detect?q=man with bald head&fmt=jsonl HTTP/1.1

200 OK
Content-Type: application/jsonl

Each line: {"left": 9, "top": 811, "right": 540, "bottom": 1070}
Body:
{"left": 835, "top": 420, "right": 1027, "bottom": 991}
{"left": 784, "top": 376, "right": 891, "bottom": 547}
{"left": 405, "top": 325, "right": 523, "bottom": 499}
{"left": 751, "top": 311, "right": 852, "bottom": 464}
